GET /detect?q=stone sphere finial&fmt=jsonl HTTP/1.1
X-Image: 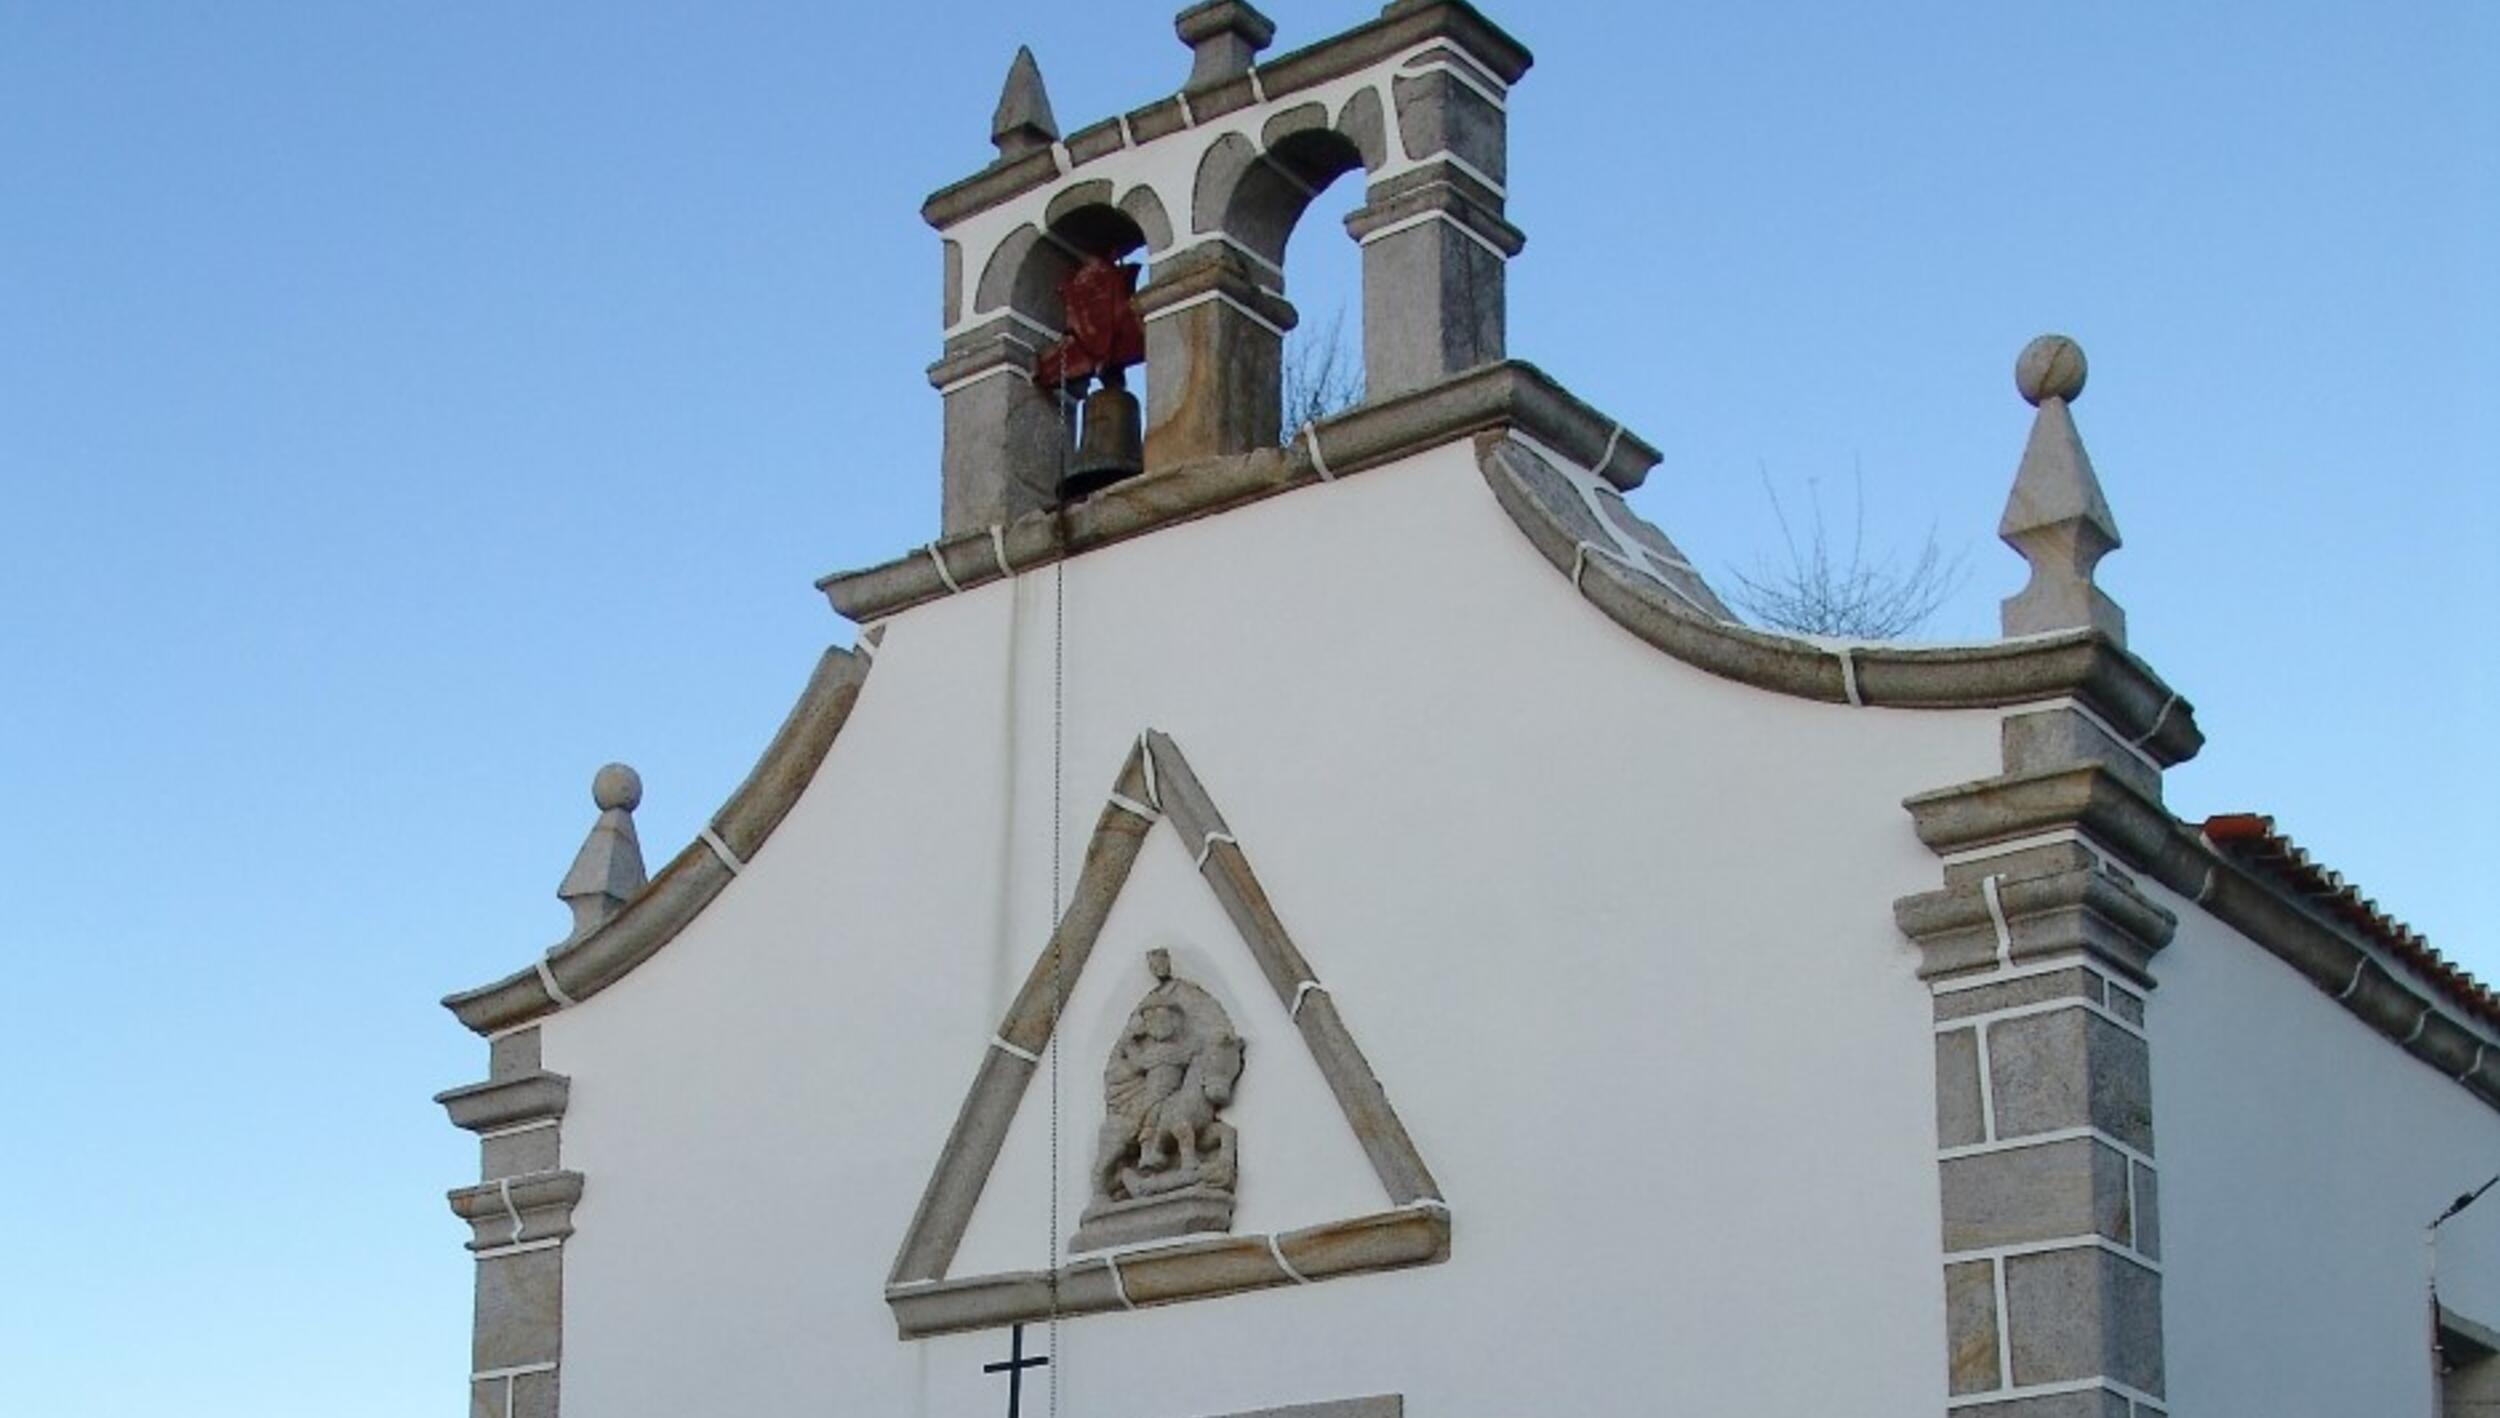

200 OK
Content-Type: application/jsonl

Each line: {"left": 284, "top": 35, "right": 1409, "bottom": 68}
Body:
{"left": 592, "top": 762, "right": 643, "bottom": 813}
{"left": 2015, "top": 334, "right": 2088, "bottom": 406}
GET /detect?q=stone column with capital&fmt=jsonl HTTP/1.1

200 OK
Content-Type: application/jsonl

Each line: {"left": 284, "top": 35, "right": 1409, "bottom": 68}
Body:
{"left": 1346, "top": 45, "right": 1525, "bottom": 399}
{"left": 1891, "top": 358, "right": 2188, "bottom": 1408}
{"left": 932, "top": 319, "right": 1075, "bottom": 535}
{"left": 931, "top": 47, "right": 1077, "bottom": 536}
{"left": 1138, "top": 244, "right": 1298, "bottom": 466}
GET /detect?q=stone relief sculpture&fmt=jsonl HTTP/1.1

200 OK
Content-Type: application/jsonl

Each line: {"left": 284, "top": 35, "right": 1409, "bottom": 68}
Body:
{"left": 1071, "top": 949, "right": 1245, "bottom": 1252}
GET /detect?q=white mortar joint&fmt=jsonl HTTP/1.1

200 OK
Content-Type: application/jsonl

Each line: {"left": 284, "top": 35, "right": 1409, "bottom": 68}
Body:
{"left": 700, "top": 825, "right": 746, "bottom": 876}
{"left": 1981, "top": 874, "right": 2014, "bottom": 967}
{"left": 533, "top": 956, "right": 576, "bottom": 1009}
{"left": 1193, "top": 830, "right": 1237, "bottom": 869}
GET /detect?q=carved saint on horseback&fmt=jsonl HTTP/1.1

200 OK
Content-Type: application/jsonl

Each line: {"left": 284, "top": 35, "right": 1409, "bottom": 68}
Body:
{"left": 1072, "top": 949, "right": 1245, "bottom": 1251}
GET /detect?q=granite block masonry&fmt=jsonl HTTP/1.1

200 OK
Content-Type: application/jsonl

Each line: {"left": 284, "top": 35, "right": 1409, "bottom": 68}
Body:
{"left": 438, "top": 768, "right": 638, "bottom": 1418}
{"left": 1893, "top": 341, "right": 2174, "bottom": 1418}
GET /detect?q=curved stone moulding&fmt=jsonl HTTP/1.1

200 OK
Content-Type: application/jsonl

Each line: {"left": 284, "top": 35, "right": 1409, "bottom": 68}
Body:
{"left": 442, "top": 641, "right": 877, "bottom": 1037}
{"left": 1474, "top": 430, "right": 2205, "bottom": 765}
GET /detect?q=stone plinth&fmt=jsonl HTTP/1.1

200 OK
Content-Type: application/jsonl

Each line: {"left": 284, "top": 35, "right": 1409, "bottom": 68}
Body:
{"left": 1071, "top": 1184, "right": 1236, "bottom": 1254}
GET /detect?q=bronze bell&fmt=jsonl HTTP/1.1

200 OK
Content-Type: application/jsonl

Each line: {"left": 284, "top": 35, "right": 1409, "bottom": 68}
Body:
{"left": 1062, "top": 371, "right": 1144, "bottom": 502}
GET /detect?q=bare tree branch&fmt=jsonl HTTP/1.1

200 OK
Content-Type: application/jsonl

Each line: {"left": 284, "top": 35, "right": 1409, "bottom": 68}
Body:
{"left": 1728, "top": 461, "right": 1968, "bottom": 640}
{"left": 1280, "top": 306, "right": 1363, "bottom": 438}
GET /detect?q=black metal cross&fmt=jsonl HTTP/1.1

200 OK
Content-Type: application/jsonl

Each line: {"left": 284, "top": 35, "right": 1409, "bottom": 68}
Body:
{"left": 982, "top": 1322, "right": 1049, "bottom": 1418}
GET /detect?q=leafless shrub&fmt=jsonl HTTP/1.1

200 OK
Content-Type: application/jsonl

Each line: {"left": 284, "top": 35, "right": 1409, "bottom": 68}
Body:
{"left": 1729, "top": 462, "right": 1967, "bottom": 640}
{"left": 1281, "top": 307, "right": 1363, "bottom": 438}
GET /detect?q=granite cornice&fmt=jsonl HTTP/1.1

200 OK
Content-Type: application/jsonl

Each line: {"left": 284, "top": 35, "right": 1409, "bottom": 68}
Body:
{"left": 820, "top": 360, "right": 1659, "bottom": 622}
{"left": 1896, "top": 861, "right": 2177, "bottom": 985}
{"left": 441, "top": 644, "right": 872, "bottom": 1037}
{"left": 1903, "top": 765, "right": 2203, "bottom": 884}
{"left": 447, "top": 1169, "right": 586, "bottom": 1251}
{"left": 436, "top": 1070, "right": 570, "bottom": 1134}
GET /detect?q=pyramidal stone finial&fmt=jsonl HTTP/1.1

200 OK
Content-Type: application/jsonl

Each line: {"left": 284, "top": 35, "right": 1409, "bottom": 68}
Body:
{"left": 558, "top": 762, "right": 647, "bottom": 944}
{"left": 1999, "top": 334, "right": 2126, "bottom": 645}
{"left": 991, "top": 46, "right": 1059, "bottom": 160}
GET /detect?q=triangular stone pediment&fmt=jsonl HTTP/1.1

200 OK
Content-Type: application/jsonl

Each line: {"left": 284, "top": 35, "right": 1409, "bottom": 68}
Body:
{"left": 885, "top": 731, "right": 1449, "bottom": 1339}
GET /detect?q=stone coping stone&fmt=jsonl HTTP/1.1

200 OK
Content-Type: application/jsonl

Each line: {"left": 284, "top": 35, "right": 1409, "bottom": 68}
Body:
{"left": 885, "top": 1206, "right": 1449, "bottom": 1339}
{"left": 819, "top": 359, "right": 1660, "bottom": 623}
{"left": 921, "top": 1, "right": 1531, "bottom": 231}
{"left": 442, "top": 645, "right": 871, "bottom": 1036}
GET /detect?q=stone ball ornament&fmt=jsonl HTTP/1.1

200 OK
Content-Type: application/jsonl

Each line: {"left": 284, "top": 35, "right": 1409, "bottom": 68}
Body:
{"left": 2015, "top": 334, "right": 2088, "bottom": 406}
{"left": 592, "top": 762, "right": 643, "bottom": 813}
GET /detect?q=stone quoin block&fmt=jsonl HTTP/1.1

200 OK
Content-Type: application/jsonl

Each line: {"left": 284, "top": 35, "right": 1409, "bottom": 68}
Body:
{"left": 488, "top": 1027, "right": 541, "bottom": 1081}
{"left": 2130, "top": 1164, "right": 2161, "bottom": 1260}
{"left": 1937, "top": 1027, "right": 1987, "bottom": 1148}
{"left": 1391, "top": 67, "right": 1506, "bottom": 184}
{"left": 1985, "top": 1006, "right": 2154, "bottom": 1154}
{"left": 2002, "top": 1247, "right": 2164, "bottom": 1394}
{"left": 1939, "top": 1136, "right": 2133, "bottom": 1252}
{"left": 471, "top": 1246, "right": 563, "bottom": 1372}
{"left": 2104, "top": 981, "right": 2146, "bottom": 1026}
{"left": 1945, "top": 1259, "right": 2003, "bottom": 1394}
{"left": 481, "top": 1127, "right": 561, "bottom": 1181}
{"left": 1934, "top": 965, "right": 2109, "bottom": 1022}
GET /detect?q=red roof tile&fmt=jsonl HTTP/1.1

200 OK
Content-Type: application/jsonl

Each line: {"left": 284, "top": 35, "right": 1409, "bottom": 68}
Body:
{"left": 2203, "top": 813, "right": 2500, "bottom": 1033}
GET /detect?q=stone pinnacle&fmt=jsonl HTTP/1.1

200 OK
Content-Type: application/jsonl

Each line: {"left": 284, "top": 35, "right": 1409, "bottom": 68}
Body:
{"left": 558, "top": 762, "right": 648, "bottom": 944}
{"left": 991, "top": 46, "right": 1059, "bottom": 160}
{"left": 1998, "top": 335, "right": 2126, "bottom": 644}
{"left": 1176, "top": 1, "right": 1277, "bottom": 89}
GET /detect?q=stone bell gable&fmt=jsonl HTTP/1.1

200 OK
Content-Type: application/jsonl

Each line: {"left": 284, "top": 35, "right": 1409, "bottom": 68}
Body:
{"left": 927, "top": 0, "right": 1527, "bottom": 533}
{"left": 433, "top": 4, "right": 2500, "bottom": 1416}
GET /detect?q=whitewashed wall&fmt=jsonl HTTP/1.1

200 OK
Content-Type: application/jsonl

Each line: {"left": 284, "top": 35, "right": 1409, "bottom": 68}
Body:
{"left": 2153, "top": 886, "right": 2500, "bottom": 1413}
{"left": 536, "top": 441, "right": 2004, "bottom": 1417}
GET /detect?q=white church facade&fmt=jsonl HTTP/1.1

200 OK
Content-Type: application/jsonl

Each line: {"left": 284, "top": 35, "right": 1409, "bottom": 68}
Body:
{"left": 434, "top": 4, "right": 2500, "bottom": 1415}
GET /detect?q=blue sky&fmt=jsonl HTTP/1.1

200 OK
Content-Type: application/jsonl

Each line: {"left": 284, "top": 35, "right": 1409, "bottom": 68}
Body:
{"left": 1, "top": 3, "right": 2491, "bottom": 1413}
